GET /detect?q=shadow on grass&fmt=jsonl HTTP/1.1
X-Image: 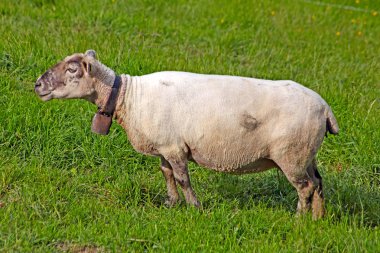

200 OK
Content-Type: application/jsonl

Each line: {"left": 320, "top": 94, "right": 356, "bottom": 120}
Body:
{"left": 201, "top": 170, "right": 296, "bottom": 212}
{"left": 197, "top": 169, "right": 380, "bottom": 227}
{"left": 103, "top": 161, "right": 379, "bottom": 227}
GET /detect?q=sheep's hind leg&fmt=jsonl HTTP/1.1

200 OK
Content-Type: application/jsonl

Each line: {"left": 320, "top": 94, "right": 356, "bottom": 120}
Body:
{"left": 160, "top": 157, "right": 180, "bottom": 206}
{"left": 168, "top": 160, "right": 200, "bottom": 207}
{"left": 293, "top": 176, "right": 315, "bottom": 216}
{"left": 307, "top": 159, "right": 325, "bottom": 219}
{"left": 276, "top": 160, "right": 316, "bottom": 216}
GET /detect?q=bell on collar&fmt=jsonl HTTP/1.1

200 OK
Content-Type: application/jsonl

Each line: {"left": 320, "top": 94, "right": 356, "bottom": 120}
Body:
{"left": 91, "top": 111, "right": 112, "bottom": 135}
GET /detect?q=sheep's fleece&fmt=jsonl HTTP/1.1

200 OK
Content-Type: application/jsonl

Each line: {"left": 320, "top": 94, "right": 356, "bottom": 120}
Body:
{"left": 35, "top": 50, "right": 339, "bottom": 219}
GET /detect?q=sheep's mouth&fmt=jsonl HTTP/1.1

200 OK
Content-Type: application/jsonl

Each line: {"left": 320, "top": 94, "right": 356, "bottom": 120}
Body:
{"left": 38, "top": 91, "right": 51, "bottom": 97}
{"left": 37, "top": 92, "right": 53, "bottom": 101}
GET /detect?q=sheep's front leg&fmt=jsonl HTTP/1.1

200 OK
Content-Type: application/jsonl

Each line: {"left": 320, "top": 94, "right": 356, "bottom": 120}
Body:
{"left": 160, "top": 157, "right": 180, "bottom": 206}
{"left": 168, "top": 160, "right": 200, "bottom": 207}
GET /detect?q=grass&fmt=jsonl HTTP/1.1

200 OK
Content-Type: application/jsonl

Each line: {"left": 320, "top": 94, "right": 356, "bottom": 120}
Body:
{"left": 0, "top": 0, "right": 379, "bottom": 251}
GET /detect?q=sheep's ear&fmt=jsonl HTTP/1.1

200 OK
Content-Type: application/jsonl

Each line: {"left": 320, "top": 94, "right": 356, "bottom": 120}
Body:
{"left": 85, "top": 49, "right": 97, "bottom": 59}
{"left": 82, "top": 60, "right": 92, "bottom": 75}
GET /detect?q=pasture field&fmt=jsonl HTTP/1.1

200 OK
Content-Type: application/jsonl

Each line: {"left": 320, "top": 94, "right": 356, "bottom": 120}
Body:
{"left": 0, "top": 0, "right": 379, "bottom": 252}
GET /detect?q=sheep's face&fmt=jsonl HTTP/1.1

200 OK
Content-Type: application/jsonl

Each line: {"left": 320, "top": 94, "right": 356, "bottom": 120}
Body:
{"left": 35, "top": 51, "right": 95, "bottom": 101}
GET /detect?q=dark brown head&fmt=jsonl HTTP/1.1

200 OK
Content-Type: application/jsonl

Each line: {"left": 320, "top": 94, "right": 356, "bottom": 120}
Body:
{"left": 35, "top": 50, "right": 104, "bottom": 101}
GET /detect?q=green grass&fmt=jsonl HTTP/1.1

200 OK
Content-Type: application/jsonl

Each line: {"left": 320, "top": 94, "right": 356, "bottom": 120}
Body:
{"left": 1, "top": 0, "right": 379, "bottom": 251}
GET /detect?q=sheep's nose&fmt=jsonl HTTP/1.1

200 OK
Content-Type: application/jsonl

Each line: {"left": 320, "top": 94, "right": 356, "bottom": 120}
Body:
{"left": 35, "top": 79, "right": 42, "bottom": 89}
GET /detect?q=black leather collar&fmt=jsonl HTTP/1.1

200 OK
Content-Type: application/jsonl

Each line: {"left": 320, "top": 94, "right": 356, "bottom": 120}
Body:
{"left": 91, "top": 75, "right": 121, "bottom": 135}
{"left": 100, "top": 75, "right": 121, "bottom": 116}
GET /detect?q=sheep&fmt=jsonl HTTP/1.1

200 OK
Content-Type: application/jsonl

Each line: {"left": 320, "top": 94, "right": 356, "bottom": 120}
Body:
{"left": 35, "top": 50, "right": 339, "bottom": 219}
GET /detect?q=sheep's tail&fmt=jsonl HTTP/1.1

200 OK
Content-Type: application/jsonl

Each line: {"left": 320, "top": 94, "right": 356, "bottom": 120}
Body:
{"left": 326, "top": 106, "right": 339, "bottom": 135}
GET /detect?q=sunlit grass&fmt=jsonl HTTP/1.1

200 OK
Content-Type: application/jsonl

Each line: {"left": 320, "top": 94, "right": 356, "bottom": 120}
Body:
{"left": 0, "top": 0, "right": 379, "bottom": 251}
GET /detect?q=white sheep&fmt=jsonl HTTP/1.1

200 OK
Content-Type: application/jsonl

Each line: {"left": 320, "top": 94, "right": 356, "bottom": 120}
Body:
{"left": 35, "top": 50, "right": 339, "bottom": 219}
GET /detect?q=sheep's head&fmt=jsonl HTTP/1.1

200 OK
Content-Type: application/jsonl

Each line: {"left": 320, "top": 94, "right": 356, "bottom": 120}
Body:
{"left": 35, "top": 50, "right": 109, "bottom": 101}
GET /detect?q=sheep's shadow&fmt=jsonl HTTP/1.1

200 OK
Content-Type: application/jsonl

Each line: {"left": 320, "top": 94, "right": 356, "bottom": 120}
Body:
{"left": 130, "top": 161, "right": 379, "bottom": 227}
{"left": 198, "top": 168, "right": 380, "bottom": 227}
{"left": 199, "top": 170, "right": 296, "bottom": 211}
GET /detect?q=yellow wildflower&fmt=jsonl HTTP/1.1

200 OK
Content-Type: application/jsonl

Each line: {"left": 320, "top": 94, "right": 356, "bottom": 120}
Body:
{"left": 372, "top": 11, "right": 378, "bottom": 16}
{"left": 336, "top": 31, "right": 341, "bottom": 36}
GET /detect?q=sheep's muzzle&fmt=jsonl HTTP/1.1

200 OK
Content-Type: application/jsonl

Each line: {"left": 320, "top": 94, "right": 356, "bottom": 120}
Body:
{"left": 35, "top": 71, "right": 54, "bottom": 101}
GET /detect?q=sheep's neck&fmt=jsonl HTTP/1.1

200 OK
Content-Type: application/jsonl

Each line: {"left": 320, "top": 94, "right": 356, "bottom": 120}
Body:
{"left": 86, "top": 78, "right": 125, "bottom": 116}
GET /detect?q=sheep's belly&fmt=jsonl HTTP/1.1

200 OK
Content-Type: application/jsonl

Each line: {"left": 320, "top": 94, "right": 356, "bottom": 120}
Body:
{"left": 227, "top": 159, "right": 279, "bottom": 174}
{"left": 189, "top": 149, "right": 278, "bottom": 174}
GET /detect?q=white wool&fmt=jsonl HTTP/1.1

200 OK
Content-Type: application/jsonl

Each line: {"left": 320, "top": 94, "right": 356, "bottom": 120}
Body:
{"left": 116, "top": 71, "right": 338, "bottom": 173}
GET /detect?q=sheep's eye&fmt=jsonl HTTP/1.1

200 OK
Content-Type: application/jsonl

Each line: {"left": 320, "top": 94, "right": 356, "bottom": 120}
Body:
{"left": 67, "top": 68, "right": 77, "bottom": 73}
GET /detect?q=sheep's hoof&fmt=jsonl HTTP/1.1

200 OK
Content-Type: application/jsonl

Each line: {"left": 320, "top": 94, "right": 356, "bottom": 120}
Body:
{"left": 192, "top": 200, "right": 201, "bottom": 208}
{"left": 164, "top": 197, "right": 180, "bottom": 207}
{"left": 312, "top": 189, "right": 326, "bottom": 220}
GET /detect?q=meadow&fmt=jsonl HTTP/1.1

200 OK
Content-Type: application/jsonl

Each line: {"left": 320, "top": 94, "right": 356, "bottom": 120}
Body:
{"left": 0, "top": 0, "right": 379, "bottom": 251}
